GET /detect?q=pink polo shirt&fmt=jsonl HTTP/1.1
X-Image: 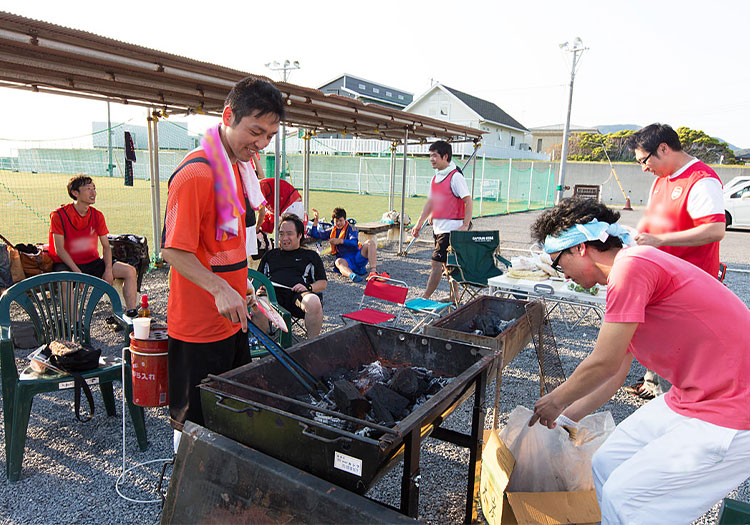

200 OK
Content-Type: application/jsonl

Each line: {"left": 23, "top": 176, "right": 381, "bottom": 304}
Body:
{"left": 604, "top": 246, "right": 750, "bottom": 430}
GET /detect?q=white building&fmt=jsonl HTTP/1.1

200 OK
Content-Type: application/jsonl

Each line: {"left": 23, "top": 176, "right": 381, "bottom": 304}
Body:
{"left": 405, "top": 83, "right": 546, "bottom": 160}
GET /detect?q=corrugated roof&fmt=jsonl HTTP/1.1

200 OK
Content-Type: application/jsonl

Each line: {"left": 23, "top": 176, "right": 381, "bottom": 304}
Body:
{"left": 442, "top": 85, "right": 528, "bottom": 132}
{"left": 0, "top": 11, "right": 482, "bottom": 143}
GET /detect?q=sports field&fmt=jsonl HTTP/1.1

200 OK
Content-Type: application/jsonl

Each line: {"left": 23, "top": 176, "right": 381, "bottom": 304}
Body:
{"left": 0, "top": 170, "right": 542, "bottom": 251}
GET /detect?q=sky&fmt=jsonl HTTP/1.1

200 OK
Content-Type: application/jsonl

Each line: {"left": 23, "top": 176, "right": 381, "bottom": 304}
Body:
{"left": 2, "top": 0, "right": 749, "bottom": 150}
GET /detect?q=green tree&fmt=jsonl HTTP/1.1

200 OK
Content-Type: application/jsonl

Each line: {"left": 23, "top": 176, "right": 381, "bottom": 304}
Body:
{"left": 675, "top": 127, "right": 737, "bottom": 164}
{"left": 557, "top": 127, "right": 737, "bottom": 164}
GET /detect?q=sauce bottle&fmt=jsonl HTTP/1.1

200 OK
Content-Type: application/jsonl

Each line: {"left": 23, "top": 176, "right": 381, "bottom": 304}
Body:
{"left": 137, "top": 294, "right": 151, "bottom": 318}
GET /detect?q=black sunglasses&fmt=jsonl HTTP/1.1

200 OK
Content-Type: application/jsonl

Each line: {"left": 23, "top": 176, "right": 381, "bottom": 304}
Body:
{"left": 551, "top": 248, "right": 570, "bottom": 272}
{"left": 636, "top": 151, "right": 654, "bottom": 165}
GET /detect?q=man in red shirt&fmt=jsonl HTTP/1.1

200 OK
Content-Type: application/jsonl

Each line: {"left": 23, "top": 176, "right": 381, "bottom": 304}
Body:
{"left": 258, "top": 177, "right": 304, "bottom": 233}
{"left": 623, "top": 123, "right": 725, "bottom": 399}
{"left": 411, "top": 140, "right": 472, "bottom": 301}
{"left": 49, "top": 175, "right": 139, "bottom": 316}
{"left": 162, "top": 77, "right": 283, "bottom": 451}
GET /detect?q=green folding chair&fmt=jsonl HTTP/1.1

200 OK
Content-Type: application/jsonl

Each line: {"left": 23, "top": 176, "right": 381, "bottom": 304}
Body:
{"left": 0, "top": 272, "right": 148, "bottom": 482}
{"left": 717, "top": 498, "right": 750, "bottom": 524}
{"left": 248, "top": 269, "right": 292, "bottom": 352}
{"left": 444, "top": 230, "right": 510, "bottom": 307}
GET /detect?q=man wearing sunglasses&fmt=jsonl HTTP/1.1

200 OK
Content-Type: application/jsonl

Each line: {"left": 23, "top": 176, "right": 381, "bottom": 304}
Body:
{"left": 622, "top": 123, "right": 725, "bottom": 399}
{"left": 528, "top": 197, "right": 749, "bottom": 525}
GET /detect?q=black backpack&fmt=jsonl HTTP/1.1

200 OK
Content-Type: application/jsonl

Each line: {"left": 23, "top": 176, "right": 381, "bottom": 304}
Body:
{"left": 43, "top": 342, "right": 102, "bottom": 422}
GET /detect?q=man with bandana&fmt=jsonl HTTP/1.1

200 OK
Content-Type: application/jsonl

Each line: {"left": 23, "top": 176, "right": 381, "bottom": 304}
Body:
{"left": 528, "top": 197, "right": 750, "bottom": 524}
{"left": 624, "top": 124, "right": 725, "bottom": 400}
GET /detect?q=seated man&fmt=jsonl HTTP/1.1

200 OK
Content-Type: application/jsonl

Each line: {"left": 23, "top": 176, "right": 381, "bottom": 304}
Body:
{"left": 258, "top": 177, "right": 304, "bottom": 233}
{"left": 308, "top": 207, "right": 384, "bottom": 283}
{"left": 49, "top": 175, "right": 139, "bottom": 317}
{"left": 258, "top": 214, "right": 327, "bottom": 337}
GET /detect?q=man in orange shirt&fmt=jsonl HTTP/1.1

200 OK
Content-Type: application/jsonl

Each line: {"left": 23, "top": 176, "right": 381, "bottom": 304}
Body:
{"left": 49, "top": 175, "right": 139, "bottom": 316}
{"left": 162, "top": 78, "right": 283, "bottom": 449}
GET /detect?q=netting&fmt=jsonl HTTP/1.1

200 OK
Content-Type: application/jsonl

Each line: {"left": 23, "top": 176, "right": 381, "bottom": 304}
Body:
{"left": 1, "top": 124, "right": 555, "bottom": 255}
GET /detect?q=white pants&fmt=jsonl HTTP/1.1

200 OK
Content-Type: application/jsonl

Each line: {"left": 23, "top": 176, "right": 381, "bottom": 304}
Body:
{"left": 592, "top": 395, "right": 750, "bottom": 524}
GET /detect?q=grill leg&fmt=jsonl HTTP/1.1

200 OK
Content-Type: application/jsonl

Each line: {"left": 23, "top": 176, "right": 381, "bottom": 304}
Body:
{"left": 465, "top": 370, "right": 487, "bottom": 524}
{"left": 400, "top": 428, "right": 421, "bottom": 518}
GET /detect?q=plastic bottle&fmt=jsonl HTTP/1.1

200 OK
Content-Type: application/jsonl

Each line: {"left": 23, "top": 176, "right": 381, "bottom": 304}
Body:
{"left": 137, "top": 294, "right": 151, "bottom": 318}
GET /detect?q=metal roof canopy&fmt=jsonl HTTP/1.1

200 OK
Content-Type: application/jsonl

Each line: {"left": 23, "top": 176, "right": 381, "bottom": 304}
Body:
{"left": 0, "top": 11, "right": 483, "bottom": 144}
{"left": 0, "top": 11, "right": 484, "bottom": 256}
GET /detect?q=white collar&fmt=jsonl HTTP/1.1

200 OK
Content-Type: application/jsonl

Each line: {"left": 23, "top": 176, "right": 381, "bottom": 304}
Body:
{"left": 669, "top": 157, "right": 700, "bottom": 179}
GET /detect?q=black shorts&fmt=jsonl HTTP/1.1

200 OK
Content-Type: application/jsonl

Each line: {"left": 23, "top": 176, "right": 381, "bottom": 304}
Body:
{"left": 167, "top": 330, "right": 250, "bottom": 430}
{"left": 276, "top": 288, "right": 322, "bottom": 319}
{"left": 431, "top": 233, "right": 451, "bottom": 263}
{"left": 52, "top": 258, "right": 106, "bottom": 278}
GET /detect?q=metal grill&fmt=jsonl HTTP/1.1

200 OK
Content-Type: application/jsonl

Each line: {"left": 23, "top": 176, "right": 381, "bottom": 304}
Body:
{"left": 525, "top": 301, "right": 566, "bottom": 395}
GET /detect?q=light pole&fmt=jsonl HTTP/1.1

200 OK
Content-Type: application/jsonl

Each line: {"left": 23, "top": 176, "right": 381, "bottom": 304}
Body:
{"left": 555, "top": 37, "right": 587, "bottom": 203}
{"left": 265, "top": 59, "right": 300, "bottom": 179}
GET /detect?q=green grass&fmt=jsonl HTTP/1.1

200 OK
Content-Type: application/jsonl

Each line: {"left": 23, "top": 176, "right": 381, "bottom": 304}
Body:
{"left": 0, "top": 170, "right": 547, "bottom": 251}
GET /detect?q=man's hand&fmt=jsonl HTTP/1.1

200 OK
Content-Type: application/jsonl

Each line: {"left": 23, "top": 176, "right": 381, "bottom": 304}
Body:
{"left": 312, "top": 208, "right": 319, "bottom": 224}
{"left": 528, "top": 390, "right": 566, "bottom": 429}
{"left": 634, "top": 232, "right": 662, "bottom": 247}
{"left": 212, "top": 281, "right": 252, "bottom": 332}
{"left": 102, "top": 267, "right": 114, "bottom": 285}
{"left": 329, "top": 238, "right": 343, "bottom": 245}
{"left": 411, "top": 224, "right": 421, "bottom": 237}
{"left": 291, "top": 283, "right": 308, "bottom": 293}
{"left": 457, "top": 224, "right": 469, "bottom": 231}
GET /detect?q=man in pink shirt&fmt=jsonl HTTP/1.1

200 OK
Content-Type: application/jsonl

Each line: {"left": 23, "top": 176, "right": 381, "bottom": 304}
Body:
{"left": 529, "top": 197, "right": 750, "bottom": 524}
{"left": 624, "top": 123, "right": 725, "bottom": 399}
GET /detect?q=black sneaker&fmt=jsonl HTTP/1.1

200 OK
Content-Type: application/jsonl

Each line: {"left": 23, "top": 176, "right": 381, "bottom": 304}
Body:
{"left": 105, "top": 315, "right": 124, "bottom": 332}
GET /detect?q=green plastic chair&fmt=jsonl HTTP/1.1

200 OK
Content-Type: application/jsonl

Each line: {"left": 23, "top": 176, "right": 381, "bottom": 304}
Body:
{"left": 248, "top": 269, "right": 292, "bottom": 351}
{"left": 0, "top": 272, "right": 148, "bottom": 482}
{"left": 444, "top": 230, "right": 510, "bottom": 307}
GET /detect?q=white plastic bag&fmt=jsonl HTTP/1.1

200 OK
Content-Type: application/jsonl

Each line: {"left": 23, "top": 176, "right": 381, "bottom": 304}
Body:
{"left": 499, "top": 406, "right": 615, "bottom": 492}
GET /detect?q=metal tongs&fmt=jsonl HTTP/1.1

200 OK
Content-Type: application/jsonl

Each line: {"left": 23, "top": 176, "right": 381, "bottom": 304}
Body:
{"left": 246, "top": 322, "right": 327, "bottom": 400}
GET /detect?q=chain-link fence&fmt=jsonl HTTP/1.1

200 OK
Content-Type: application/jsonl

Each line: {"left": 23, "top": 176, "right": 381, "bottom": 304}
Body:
{"left": 1, "top": 123, "right": 556, "bottom": 255}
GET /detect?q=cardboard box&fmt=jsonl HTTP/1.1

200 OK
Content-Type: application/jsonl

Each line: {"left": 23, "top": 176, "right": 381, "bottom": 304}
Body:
{"left": 480, "top": 430, "right": 600, "bottom": 524}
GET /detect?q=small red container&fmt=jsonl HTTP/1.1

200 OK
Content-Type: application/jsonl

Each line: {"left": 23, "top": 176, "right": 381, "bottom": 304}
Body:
{"left": 129, "top": 327, "right": 169, "bottom": 407}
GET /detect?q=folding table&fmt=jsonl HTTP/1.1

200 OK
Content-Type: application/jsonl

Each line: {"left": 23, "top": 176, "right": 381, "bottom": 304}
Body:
{"left": 487, "top": 275, "right": 606, "bottom": 330}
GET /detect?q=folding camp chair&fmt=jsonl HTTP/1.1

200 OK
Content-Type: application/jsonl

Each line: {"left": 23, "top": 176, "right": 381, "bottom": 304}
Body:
{"left": 444, "top": 230, "right": 510, "bottom": 307}
{"left": 248, "top": 269, "right": 292, "bottom": 352}
{"left": 341, "top": 277, "right": 408, "bottom": 327}
{"left": 404, "top": 298, "right": 453, "bottom": 333}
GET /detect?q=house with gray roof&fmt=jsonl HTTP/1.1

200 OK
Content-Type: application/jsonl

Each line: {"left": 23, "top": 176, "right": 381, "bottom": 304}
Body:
{"left": 318, "top": 74, "right": 413, "bottom": 110}
{"left": 405, "top": 83, "right": 544, "bottom": 159}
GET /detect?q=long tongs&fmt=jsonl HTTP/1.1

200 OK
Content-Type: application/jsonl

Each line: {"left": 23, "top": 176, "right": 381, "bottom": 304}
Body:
{"left": 246, "top": 322, "right": 327, "bottom": 400}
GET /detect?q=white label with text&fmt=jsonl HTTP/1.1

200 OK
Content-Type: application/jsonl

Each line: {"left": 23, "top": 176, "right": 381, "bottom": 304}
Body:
{"left": 334, "top": 451, "right": 363, "bottom": 477}
{"left": 58, "top": 377, "right": 100, "bottom": 390}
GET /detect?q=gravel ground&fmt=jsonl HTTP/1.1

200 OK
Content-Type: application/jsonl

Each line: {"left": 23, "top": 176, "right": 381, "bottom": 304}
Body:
{"left": 1, "top": 206, "right": 748, "bottom": 524}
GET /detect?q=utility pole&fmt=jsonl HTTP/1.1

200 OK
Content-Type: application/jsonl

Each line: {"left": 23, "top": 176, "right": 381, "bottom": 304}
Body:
{"left": 556, "top": 37, "right": 587, "bottom": 203}
{"left": 265, "top": 59, "right": 300, "bottom": 179}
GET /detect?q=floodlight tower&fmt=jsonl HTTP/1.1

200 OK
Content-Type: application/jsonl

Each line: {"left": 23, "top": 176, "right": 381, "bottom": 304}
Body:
{"left": 556, "top": 37, "right": 587, "bottom": 203}
{"left": 265, "top": 60, "right": 300, "bottom": 179}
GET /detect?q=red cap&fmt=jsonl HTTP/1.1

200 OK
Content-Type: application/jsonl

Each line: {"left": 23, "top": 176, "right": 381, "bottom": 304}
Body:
{"left": 140, "top": 294, "right": 148, "bottom": 307}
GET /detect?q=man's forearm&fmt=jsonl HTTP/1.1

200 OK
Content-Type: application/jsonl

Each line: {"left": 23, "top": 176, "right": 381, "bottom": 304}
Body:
{"left": 656, "top": 222, "right": 725, "bottom": 246}
{"left": 53, "top": 234, "right": 80, "bottom": 271}
{"left": 310, "top": 280, "right": 327, "bottom": 293}
{"left": 563, "top": 354, "right": 633, "bottom": 421}
{"left": 101, "top": 238, "right": 113, "bottom": 270}
{"left": 462, "top": 196, "right": 473, "bottom": 228}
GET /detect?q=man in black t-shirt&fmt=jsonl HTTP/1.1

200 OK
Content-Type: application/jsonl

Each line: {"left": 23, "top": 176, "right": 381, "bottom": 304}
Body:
{"left": 259, "top": 214, "right": 327, "bottom": 337}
